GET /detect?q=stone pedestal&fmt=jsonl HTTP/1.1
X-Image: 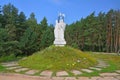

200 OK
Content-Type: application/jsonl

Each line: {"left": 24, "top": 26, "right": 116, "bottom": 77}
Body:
{"left": 54, "top": 39, "right": 66, "bottom": 46}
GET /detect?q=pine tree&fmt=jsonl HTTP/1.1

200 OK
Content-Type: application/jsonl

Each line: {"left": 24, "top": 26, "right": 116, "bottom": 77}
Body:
{"left": 40, "top": 17, "right": 48, "bottom": 32}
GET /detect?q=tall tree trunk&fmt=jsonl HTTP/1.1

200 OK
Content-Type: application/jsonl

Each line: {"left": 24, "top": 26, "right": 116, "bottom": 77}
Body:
{"left": 110, "top": 23, "right": 113, "bottom": 52}
{"left": 115, "top": 16, "right": 118, "bottom": 52}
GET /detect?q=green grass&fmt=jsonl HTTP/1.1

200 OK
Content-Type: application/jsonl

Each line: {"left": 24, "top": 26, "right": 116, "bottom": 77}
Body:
{"left": 79, "top": 53, "right": 120, "bottom": 77}
{"left": 93, "top": 53, "right": 120, "bottom": 70}
{"left": 80, "top": 71, "right": 100, "bottom": 77}
{"left": 94, "top": 54, "right": 120, "bottom": 73}
{"left": 19, "top": 45, "right": 97, "bottom": 71}
{"left": 0, "top": 64, "right": 6, "bottom": 72}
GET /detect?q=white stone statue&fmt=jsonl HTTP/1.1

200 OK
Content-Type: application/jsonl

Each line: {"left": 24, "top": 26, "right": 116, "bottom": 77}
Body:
{"left": 54, "top": 13, "right": 66, "bottom": 46}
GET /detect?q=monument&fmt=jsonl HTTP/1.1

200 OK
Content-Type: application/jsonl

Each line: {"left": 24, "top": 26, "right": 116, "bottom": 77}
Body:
{"left": 54, "top": 13, "right": 66, "bottom": 46}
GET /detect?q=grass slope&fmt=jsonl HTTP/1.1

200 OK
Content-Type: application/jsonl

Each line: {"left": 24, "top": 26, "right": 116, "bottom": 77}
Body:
{"left": 19, "top": 46, "right": 97, "bottom": 71}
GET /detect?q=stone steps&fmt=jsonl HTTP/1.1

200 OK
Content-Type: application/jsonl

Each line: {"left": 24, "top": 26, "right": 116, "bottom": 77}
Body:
{"left": 81, "top": 69, "right": 93, "bottom": 73}
{"left": 71, "top": 70, "right": 82, "bottom": 75}
{"left": 25, "top": 70, "right": 39, "bottom": 75}
{"left": 15, "top": 68, "right": 29, "bottom": 72}
{"left": 40, "top": 71, "right": 53, "bottom": 77}
{"left": 56, "top": 71, "right": 69, "bottom": 77}
{"left": 1, "top": 60, "right": 120, "bottom": 78}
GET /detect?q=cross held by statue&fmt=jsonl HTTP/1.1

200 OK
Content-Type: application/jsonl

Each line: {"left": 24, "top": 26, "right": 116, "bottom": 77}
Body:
{"left": 58, "top": 13, "right": 65, "bottom": 23}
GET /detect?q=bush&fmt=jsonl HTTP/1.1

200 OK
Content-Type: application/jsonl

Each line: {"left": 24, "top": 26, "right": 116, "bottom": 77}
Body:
{"left": 0, "top": 64, "right": 6, "bottom": 72}
{"left": 0, "top": 54, "right": 18, "bottom": 62}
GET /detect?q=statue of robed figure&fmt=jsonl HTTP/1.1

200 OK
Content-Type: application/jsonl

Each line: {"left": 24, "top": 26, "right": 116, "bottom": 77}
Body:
{"left": 54, "top": 13, "right": 66, "bottom": 46}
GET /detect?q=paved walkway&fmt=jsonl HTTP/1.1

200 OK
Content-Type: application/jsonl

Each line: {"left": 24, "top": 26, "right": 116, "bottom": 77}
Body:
{"left": 0, "top": 61, "right": 120, "bottom": 80}
{"left": 0, "top": 73, "right": 120, "bottom": 80}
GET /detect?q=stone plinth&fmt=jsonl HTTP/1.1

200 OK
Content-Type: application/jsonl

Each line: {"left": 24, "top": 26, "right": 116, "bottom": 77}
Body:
{"left": 54, "top": 39, "right": 66, "bottom": 46}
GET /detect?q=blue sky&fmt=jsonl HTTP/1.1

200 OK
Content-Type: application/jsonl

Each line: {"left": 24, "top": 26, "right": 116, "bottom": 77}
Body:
{"left": 1, "top": 0, "right": 120, "bottom": 25}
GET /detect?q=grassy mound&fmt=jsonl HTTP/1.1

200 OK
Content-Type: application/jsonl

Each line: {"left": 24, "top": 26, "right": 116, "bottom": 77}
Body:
{"left": 19, "top": 46, "right": 97, "bottom": 71}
